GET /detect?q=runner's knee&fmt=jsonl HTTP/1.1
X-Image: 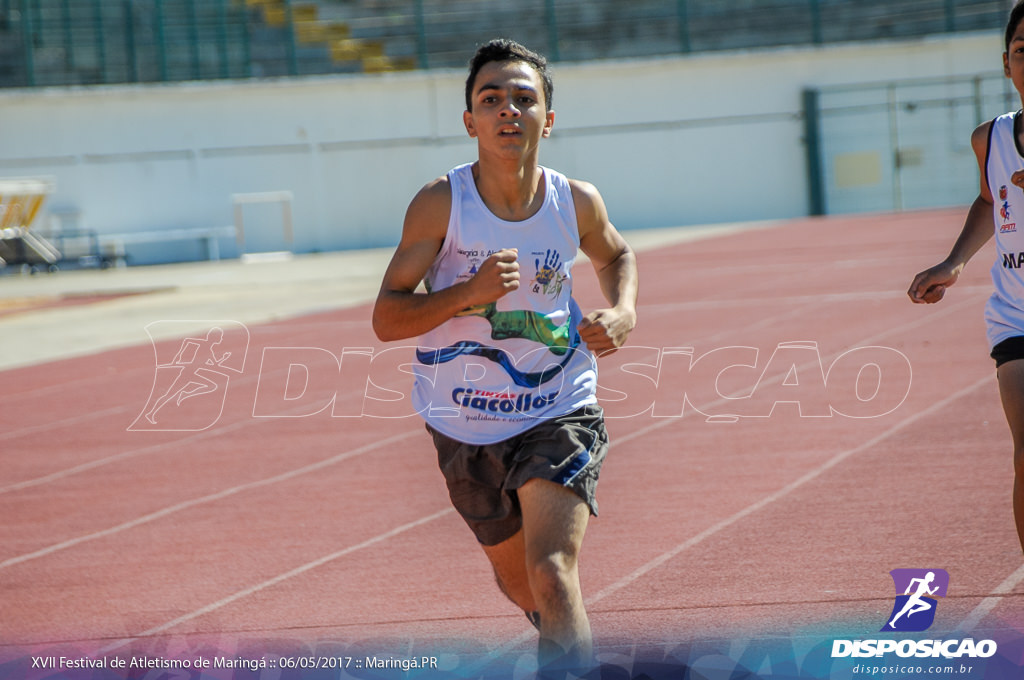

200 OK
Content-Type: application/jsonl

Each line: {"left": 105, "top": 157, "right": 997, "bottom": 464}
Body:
{"left": 527, "top": 551, "right": 578, "bottom": 607}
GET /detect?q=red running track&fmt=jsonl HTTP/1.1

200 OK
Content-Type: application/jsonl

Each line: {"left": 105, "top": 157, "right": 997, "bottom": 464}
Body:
{"left": 2, "top": 208, "right": 1023, "bottom": 677}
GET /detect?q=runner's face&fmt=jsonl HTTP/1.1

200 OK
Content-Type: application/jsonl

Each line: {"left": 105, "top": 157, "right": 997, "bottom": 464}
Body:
{"left": 1005, "top": 22, "right": 1024, "bottom": 100}
{"left": 464, "top": 60, "right": 554, "bottom": 158}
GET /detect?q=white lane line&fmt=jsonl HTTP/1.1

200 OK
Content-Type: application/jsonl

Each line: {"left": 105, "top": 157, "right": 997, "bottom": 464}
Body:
{"left": 468, "top": 373, "right": 995, "bottom": 673}
{"left": 641, "top": 286, "right": 993, "bottom": 314}
{"left": 0, "top": 319, "right": 349, "bottom": 442}
{"left": 0, "top": 377, "right": 390, "bottom": 496}
{"left": 96, "top": 507, "right": 455, "bottom": 655}
{"left": 0, "top": 405, "right": 134, "bottom": 442}
{"left": 589, "top": 377, "right": 991, "bottom": 605}
{"left": 586, "top": 292, "right": 992, "bottom": 606}
{"left": 1, "top": 271, "right": 984, "bottom": 494}
{"left": 611, "top": 290, "right": 986, "bottom": 448}
{"left": 955, "top": 562, "right": 1024, "bottom": 633}
{"left": 0, "top": 429, "right": 421, "bottom": 570}
{"left": 0, "top": 416, "right": 257, "bottom": 495}
{"left": 462, "top": 291, "right": 991, "bottom": 673}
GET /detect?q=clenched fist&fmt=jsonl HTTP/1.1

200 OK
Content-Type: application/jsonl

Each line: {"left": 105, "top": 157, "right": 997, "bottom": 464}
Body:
{"left": 467, "top": 248, "right": 520, "bottom": 306}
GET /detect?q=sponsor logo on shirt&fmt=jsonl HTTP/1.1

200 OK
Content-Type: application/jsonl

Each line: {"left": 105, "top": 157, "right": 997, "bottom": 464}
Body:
{"left": 1002, "top": 252, "right": 1024, "bottom": 268}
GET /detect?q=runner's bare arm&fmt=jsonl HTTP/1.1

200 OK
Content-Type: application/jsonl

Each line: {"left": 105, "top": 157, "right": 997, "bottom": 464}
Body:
{"left": 908, "top": 122, "right": 996, "bottom": 304}
{"left": 372, "top": 178, "right": 521, "bottom": 342}
{"left": 572, "top": 179, "right": 638, "bottom": 355}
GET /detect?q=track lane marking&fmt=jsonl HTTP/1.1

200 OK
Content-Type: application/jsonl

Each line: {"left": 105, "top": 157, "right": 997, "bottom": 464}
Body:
{"left": 468, "top": 373, "right": 995, "bottom": 671}
{"left": 955, "top": 562, "right": 1024, "bottom": 633}
{"left": 95, "top": 507, "right": 455, "bottom": 654}
{"left": 0, "top": 429, "right": 421, "bottom": 570}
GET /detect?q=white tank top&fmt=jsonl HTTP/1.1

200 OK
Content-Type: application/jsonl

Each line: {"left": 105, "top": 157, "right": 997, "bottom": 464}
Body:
{"left": 411, "top": 163, "right": 598, "bottom": 444}
{"left": 985, "top": 111, "right": 1024, "bottom": 349}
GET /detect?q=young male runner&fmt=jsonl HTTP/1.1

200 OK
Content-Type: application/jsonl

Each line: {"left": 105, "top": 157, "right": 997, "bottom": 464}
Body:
{"left": 909, "top": 0, "right": 1024, "bottom": 554}
{"left": 373, "top": 39, "right": 638, "bottom": 669}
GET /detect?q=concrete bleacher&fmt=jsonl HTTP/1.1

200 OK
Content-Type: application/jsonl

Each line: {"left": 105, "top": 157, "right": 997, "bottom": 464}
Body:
{"left": 0, "top": 0, "right": 1010, "bottom": 88}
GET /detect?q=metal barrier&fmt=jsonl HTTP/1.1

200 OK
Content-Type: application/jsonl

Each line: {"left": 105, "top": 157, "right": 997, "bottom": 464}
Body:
{"left": 99, "top": 225, "right": 238, "bottom": 266}
{"left": 804, "top": 72, "right": 1019, "bottom": 216}
{"left": 0, "top": 0, "right": 1012, "bottom": 88}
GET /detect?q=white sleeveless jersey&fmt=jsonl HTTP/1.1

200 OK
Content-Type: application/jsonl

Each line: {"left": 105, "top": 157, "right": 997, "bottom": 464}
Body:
{"left": 411, "top": 163, "right": 598, "bottom": 445}
{"left": 985, "top": 111, "right": 1024, "bottom": 349}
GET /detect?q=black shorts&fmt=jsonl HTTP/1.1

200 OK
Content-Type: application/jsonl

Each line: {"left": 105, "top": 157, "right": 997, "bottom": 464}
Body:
{"left": 425, "top": 404, "right": 609, "bottom": 546}
{"left": 991, "top": 336, "right": 1024, "bottom": 367}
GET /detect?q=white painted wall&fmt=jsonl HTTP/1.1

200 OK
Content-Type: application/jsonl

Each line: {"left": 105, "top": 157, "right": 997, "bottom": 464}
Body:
{"left": 0, "top": 30, "right": 1007, "bottom": 263}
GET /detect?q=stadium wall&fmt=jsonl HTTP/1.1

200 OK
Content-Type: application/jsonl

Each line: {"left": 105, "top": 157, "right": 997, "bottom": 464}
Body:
{"left": 0, "top": 30, "right": 1005, "bottom": 264}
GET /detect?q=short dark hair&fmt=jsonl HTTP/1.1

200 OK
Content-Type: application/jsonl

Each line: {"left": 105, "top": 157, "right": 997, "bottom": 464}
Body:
{"left": 465, "top": 38, "right": 553, "bottom": 112}
{"left": 1007, "top": 0, "right": 1024, "bottom": 52}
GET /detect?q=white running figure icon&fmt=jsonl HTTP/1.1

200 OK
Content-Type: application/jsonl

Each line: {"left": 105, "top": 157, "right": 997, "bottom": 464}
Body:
{"left": 144, "top": 327, "right": 232, "bottom": 424}
{"left": 888, "top": 571, "right": 939, "bottom": 628}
